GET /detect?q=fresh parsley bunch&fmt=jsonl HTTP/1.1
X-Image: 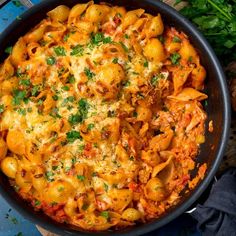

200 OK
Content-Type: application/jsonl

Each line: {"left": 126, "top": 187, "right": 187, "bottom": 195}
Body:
{"left": 179, "top": 0, "right": 236, "bottom": 65}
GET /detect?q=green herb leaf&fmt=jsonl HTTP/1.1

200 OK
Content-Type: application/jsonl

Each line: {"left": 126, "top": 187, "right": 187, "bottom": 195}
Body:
{"left": 0, "top": 104, "right": 4, "bottom": 114}
{"left": 87, "top": 123, "right": 95, "bottom": 130}
{"left": 52, "top": 95, "right": 59, "bottom": 101}
{"left": 104, "top": 183, "right": 108, "bottom": 192}
{"left": 84, "top": 67, "right": 95, "bottom": 80}
{"left": 100, "top": 211, "right": 109, "bottom": 220}
{"left": 12, "top": 89, "right": 27, "bottom": 105}
{"left": 112, "top": 58, "right": 119, "bottom": 64}
{"left": 35, "top": 200, "right": 41, "bottom": 206}
{"left": 143, "top": 61, "right": 149, "bottom": 67}
{"left": 54, "top": 46, "right": 66, "bottom": 56}
{"left": 46, "top": 57, "right": 56, "bottom": 65}
{"left": 119, "top": 42, "right": 129, "bottom": 52}
{"left": 45, "top": 171, "right": 54, "bottom": 182}
{"left": 19, "top": 79, "right": 30, "bottom": 86}
{"left": 172, "top": 36, "right": 182, "bottom": 43}
{"left": 31, "top": 85, "right": 40, "bottom": 96}
{"left": 62, "top": 85, "right": 70, "bottom": 91}
{"left": 170, "top": 53, "right": 181, "bottom": 65}
{"left": 70, "top": 45, "right": 84, "bottom": 56}
{"left": 5, "top": 46, "right": 13, "bottom": 54}
{"left": 77, "top": 175, "right": 85, "bottom": 181}
{"left": 67, "top": 74, "right": 75, "bottom": 84}
{"left": 66, "top": 130, "right": 82, "bottom": 143}
{"left": 12, "top": 0, "right": 23, "bottom": 7}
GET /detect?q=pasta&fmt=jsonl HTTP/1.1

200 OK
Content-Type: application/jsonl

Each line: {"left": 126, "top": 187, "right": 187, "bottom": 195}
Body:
{"left": 0, "top": 2, "right": 208, "bottom": 231}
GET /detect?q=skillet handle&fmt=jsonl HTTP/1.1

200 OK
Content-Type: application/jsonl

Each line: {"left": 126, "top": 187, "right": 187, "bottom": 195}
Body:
{"left": 19, "top": 0, "right": 34, "bottom": 9}
{"left": 184, "top": 176, "right": 218, "bottom": 214}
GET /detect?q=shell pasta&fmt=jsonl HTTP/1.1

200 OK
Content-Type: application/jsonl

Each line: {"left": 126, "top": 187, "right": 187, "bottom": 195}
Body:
{"left": 0, "top": 2, "right": 207, "bottom": 231}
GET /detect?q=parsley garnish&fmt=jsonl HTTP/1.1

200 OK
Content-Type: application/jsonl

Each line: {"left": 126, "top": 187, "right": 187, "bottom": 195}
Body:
{"left": 144, "top": 61, "right": 149, "bottom": 67}
{"left": 0, "top": 104, "right": 4, "bottom": 114}
{"left": 35, "top": 200, "right": 41, "bottom": 206}
{"left": 19, "top": 79, "right": 30, "bottom": 86}
{"left": 67, "top": 74, "right": 75, "bottom": 83}
{"left": 66, "top": 130, "right": 82, "bottom": 143}
{"left": 62, "top": 85, "right": 69, "bottom": 91}
{"left": 12, "top": 89, "right": 27, "bottom": 105}
{"left": 151, "top": 76, "right": 159, "bottom": 86}
{"left": 68, "top": 113, "right": 82, "bottom": 125}
{"left": 45, "top": 171, "right": 54, "bottom": 182}
{"left": 77, "top": 175, "right": 85, "bottom": 181}
{"left": 5, "top": 46, "right": 13, "bottom": 54}
{"left": 84, "top": 67, "right": 95, "bottom": 80}
{"left": 46, "top": 56, "right": 56, "bottom": 65}
{"left": 119, "top": 42, "right": 129, "bottom": 52}
{"left": 52, "top": 95, "right": 59, "bottom": 101}
{"left": 70, "top": 45, "right": 84, "bottom": 56}
{"left": 170, "top": 53, "right": 181, "bottom": 65}
{"left": 63, "top": 33, "right": 70, "bottom": 42}
{"left": 104, "top": 183, "right": 108, "bottom": 192}
{"left": 54, "top": 46, "right": 66, "bottom": 56}
{"left": 172, "top": 36, "right": 182, "bottom": 43}
{"left": 112, "top": 58, "right": 119, "bottom": 64}
{"left": 31, "top": 85, "right": 40, "bottom": 96}
{"left": 91, "top": 32, "right": 113, "bottom": 45}
{"left": 87, "top": 123, "right": 95, "bottom": 130}
{"left": 100, "top": 211, "right": 109, "bottom": 220}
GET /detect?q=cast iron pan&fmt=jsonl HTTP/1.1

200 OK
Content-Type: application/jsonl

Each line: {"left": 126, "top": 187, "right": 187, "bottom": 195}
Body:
{"left": 0, "top": 0, "right": 231, "bottom": 235}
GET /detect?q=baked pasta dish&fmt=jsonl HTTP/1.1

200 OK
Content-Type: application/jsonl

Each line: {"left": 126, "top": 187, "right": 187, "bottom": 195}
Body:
{"left": 0, "top": 2, "right": 208, "bottom": 231}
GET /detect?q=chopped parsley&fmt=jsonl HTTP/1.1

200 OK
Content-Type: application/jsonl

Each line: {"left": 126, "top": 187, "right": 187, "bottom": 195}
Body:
{"left": 54, "top": 46, "right": 66, "bottom": 56}
{"left": 52, "top": 165, "right": 58, "bottom": 170}
{"left": 35, "top": 200, "right": 41, "bottom": 206}
{"left": 112, "top": 58, "right": 119, "bottom": 64}
{"left": 5, "top": 46, "right": 13, "bottom": 54}
{"left": 49, "top": 107, "right": 62, "bottom": 118}
{"left": 19, "top": 79, "right": 30, "bottom": 86}
{"left": 16, "top": 108, "right": 26, "bottom": 116}
{"left": 12, "top": 89, "right": 27, "bottom": 105}
{"left": 144, "top": 61, "right": 149, "bottom": 67}
{"left": 104, "top": 183, "right": 108, "bottom": 192}
{"left": 68, "top": 113, "right": 82, "bottom": 125}
{"left": 63, "top": 33, "right": 70, "bottom": 42}
{"left": 172, "top": 36, "right": 182, "bottom": 43}
{"left": 84, "top": 67, "right": 95, "bottom": 80}
{"left": 87, "top": 123, "right": 95, "bottom": 131}
{"left": 52, "top": 94, "right": 59, "bottom": 101}
{"left": 68, "top": 98, "right": 89, "bottom": 125}
{"left": 91, "top": 32, "right": 113, "bottom": 45}
{"left": 119, "top": 42, "right": 129, "bottom": 52}
{"left": 158, "top": 35, "right": 165, "bottom": 43}
{"left": 70, "top": 45, "right": 84, "bottom": 56}
{"left": 31, "top": 85, "right": 40, "bottom": 96}
{"left": 62, "top": 85, "right": 69, "bottom": 91}
{"left": 66, "top": 130, "right": 82, "bottom": 143}
{"left": 170, "top": 53, "right": 181, "bottom": 65}
{"left": 45, "top": 171, "right": 54, "bottom": 182}
{"left": 124, "top": 34, "right": 129, "bottom": 39}
{"left": 151, "top": 76, "right": 160, "bottom": 86}
{"left": 77, "top": 175, "right": 85, "bottom": 181}
{"left": 100, "top": 211, "right": 109, "bottom": 220}
{"left": 67, "top": 74, "right": 75, "bottom": 84}
{"left": 46, "top": 56, "right": 56, "bottom": 65}
{"left": 0, "top": 104, "right": 5, "bottom": 114}
{"left": 12, "top": 0, "right": 23, "bottom": 7}
{"left": 82, "top": 204, "right": 89, "bottom": 210}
